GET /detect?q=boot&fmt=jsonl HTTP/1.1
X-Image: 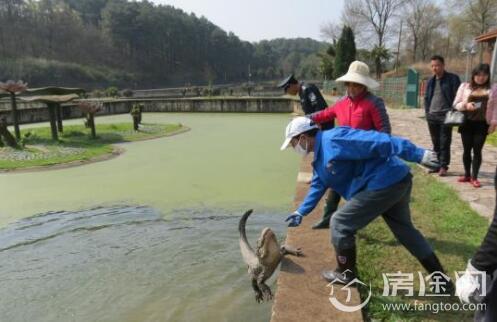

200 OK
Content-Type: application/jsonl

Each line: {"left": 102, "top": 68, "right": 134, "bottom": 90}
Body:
{"left": 322, "top": 247, "right": 357, "bottom": 285}
{"left": 312, "top": 212, "right": 332, "bottom": 229}
{"left": 419, "top": 253, "right": 454, "bottom": 295}
{"left": 312, "top": 191, "right": 339, "bottom": 229}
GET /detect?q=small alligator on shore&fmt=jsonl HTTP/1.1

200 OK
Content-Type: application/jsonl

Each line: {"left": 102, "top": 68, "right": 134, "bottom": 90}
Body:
{"left": 239, "top": 209, "right": 303, "bottom": 303}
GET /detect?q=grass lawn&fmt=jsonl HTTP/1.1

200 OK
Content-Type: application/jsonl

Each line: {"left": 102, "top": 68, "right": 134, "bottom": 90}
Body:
{"left": 0, "top": 122, "right": 185, "bottom": 170}
{"left": 357, "top": 166, "right": 490, "bottom": 321}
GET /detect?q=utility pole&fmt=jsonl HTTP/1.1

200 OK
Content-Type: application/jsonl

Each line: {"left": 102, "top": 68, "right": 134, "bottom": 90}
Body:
{"left": 395, "top": 21, "right": 403, "bottom": 72}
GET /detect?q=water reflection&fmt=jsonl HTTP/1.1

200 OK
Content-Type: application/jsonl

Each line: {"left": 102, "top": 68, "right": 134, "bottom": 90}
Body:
{"left": 0, "top": 205, "right": 288, "bottom": 322}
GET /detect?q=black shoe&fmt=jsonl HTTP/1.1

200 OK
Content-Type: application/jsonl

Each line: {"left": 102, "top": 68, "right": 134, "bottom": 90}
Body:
{"left": 419, "top": 253, "right": 454, "bottom": 295}
{"left": 322, "top": 247, "right": 357, "bottom": 284}
{"left": 322, "top": 269, "right": 356, "bottom": 284}
{"left": 312, "top": 216, "right": 331, "bottom": 229}
{"left": 428, "top": 168, "right": 440, "bottom": 173}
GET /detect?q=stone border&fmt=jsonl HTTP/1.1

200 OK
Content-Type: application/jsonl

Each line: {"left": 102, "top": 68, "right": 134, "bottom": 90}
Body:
{"left": 0, "top": 126, "right": 190, "bottom": 174}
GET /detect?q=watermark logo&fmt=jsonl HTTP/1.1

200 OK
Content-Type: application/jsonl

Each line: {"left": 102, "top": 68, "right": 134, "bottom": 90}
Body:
{"left": 327, "top": 269, "right": 372, "bottom": 312}
{"left": 382, "top": 271, "right": 453, "bottom": 297}
{"left": 326, "top": 270, "right": 488, "bottom": 312}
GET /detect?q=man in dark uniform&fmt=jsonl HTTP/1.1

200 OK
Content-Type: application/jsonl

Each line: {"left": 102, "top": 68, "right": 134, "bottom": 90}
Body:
{"left": 278, "top": 74, "right": 328, "bottom": 115}
{"left": 278, "top": 74, "right": 339, "bottom": 229}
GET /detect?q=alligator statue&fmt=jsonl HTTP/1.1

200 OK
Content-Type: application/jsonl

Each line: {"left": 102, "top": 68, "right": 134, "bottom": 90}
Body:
{"left": 239, "top": 209, "right": 303, "bottom": 303}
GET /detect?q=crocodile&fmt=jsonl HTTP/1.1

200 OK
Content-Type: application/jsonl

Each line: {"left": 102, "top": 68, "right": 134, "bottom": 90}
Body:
{"left": 239, "top": 209, "right": 303, "bottom": 303}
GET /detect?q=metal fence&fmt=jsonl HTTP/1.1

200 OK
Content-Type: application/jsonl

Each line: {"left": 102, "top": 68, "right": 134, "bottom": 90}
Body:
{"left": 324, "top": 77, "right": 408, "bottom": 106}
{"left": 371, "top": 77, "right": 407, "bottom": 105}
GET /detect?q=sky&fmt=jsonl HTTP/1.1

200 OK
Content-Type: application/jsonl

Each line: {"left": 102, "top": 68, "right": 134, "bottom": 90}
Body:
{"left": 151, "top": 0, "right": 344, "bottom": 42}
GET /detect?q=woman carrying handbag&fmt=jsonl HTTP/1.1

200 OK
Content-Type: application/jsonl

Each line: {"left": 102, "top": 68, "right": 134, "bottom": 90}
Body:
{"left": 453, "top": 64, "right": 497, "bottom": 188}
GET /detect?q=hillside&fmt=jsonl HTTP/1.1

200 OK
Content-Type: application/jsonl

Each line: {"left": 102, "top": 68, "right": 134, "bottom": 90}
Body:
{"left": 0, "top": 0, "right": 327, "bottom": 88}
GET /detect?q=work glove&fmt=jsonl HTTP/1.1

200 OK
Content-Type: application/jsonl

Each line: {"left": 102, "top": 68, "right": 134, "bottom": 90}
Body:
{"left": 285, "top": 212, "right": 303, "bottom": 227}
{"left": 456, "top": 260, "right": 491, "bottom": 304}
{"left": 420, "top": 150, "right": 440, "bottom": 169}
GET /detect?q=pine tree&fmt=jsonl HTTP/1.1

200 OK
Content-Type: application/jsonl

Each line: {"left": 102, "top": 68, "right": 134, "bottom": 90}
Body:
{"left": 333, "top": 26, "right": 356, "bottom": 79}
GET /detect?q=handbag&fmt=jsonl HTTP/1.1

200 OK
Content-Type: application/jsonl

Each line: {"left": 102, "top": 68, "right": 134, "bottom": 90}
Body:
{"left": 444, "top": 109, "right": 465, "bottom": 126}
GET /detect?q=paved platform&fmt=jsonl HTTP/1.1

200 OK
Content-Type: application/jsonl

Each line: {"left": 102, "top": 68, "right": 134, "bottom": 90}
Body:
{"left": 270, "top": 106, "right": 497, "bottom": 322}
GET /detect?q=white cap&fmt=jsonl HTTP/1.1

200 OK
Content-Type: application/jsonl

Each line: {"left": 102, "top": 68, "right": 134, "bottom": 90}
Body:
{"left": 336, "top": 60, "right": 379, "bottom": 89}
{"left": 280, "top": 117, "right": 317, "bottom": 150}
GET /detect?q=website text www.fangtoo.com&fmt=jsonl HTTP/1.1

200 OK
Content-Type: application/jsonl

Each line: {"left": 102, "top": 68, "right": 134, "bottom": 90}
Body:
{"left": 381, "top": 300, "right": 486, "bottom": 314}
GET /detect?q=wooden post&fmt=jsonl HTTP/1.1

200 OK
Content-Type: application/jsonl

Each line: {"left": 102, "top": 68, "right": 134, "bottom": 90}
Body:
{"left": 89, "top": 113, "right": 96, "bottom": 139}
{"left": 9, "top": 92, "right": 20, "bottom": 140}
{"left": 55, "top": 103, "right": 63, "bottom": 133}
{"left": 47, "top": 103, "right": 59, "bottom": 140}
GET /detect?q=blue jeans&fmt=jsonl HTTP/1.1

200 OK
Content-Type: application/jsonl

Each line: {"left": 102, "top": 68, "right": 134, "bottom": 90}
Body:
{"left": 330, "top": 174, "right": 433, "bottom": 260}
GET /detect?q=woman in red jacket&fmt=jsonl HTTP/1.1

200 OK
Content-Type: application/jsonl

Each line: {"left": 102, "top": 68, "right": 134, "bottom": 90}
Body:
{"left": 308, "top": 61, "right": 391, "bottom": 229}
{"left": 310, "top": 61, "right": 391, "bottom": 133}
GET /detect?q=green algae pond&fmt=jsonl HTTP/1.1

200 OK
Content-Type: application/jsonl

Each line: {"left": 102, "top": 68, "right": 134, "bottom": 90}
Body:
{"left": 0, "top": 113, "right": 300, "bottom": 322}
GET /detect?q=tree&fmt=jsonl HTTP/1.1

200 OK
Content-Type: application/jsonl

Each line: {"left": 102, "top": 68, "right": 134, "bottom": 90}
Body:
{"left": 403, "top": 0, "right": 444, "bottom": 62}
{"left": 64, "top": 0, "right": 109, "bottom": 26}
{"left": 319, "top": 45, "right": 335, "bottom": 80}
{"left": 449, "top": 0, "right": 497, "bottom": 61}
{"left": 319, "top": 22, "right": 342, "bottom": 43}
{"left": 334, "top": 26, "right": 356, "bottom": 79}
{"left": 370, "top": 45, "right": 391, "bottom": 76}
{"left": 0, "top": 0, "right": 327, "bottom": 86}
{"left": 297, "top": 54, "right": 321, "bottom": 79}
{"left": 344, "top": 0, "right": 404, "bottom": 78}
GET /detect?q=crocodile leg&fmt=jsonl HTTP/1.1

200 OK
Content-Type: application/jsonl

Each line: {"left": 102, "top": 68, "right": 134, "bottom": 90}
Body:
{"left": 251, "top": 278, "right": 263, "bottom": 303}
{"left": 280, "top": 245, "right": 303, "bottom": 256}
{"left": 257, "top": 282, "right": 273, "bottom": 301}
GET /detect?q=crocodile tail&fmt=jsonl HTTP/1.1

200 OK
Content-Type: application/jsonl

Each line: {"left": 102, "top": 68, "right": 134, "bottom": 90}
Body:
{"left": 239, "top": 209, "right": 257, "bottom": 264}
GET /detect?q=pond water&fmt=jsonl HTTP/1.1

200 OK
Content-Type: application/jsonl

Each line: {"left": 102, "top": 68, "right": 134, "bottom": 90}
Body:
{"left": 0, "top": 113, "right": 300, "bottom": 322}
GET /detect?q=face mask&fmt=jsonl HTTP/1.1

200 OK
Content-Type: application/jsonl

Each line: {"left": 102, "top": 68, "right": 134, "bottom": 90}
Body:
{"left": 293, "top": 137, "right": 308, "bottom": 156}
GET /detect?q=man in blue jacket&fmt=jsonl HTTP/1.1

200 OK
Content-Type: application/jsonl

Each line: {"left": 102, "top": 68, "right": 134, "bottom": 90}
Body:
{"left": 281, "top": 117, "right": 452, "bottom": 292}
{"left": 424, "top": 55, "right": 461, "bottom": 176}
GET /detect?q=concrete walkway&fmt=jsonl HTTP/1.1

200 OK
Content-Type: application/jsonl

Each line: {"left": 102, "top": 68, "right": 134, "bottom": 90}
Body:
{"left": 270, "top": 107, "right": 496, "bottom": 322}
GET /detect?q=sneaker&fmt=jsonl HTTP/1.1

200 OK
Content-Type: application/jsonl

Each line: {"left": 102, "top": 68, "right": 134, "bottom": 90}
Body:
{"left": 438, "top": 168, "right": 448, "bottom": 177}
{"left": 471, "top": 178, "right": 481, "bottom": 188}
{"left": 458, "top": 176, "right": 471, "bottom": 183}
{"left": 428, "top": 168, "right": 440, "bottom": 174}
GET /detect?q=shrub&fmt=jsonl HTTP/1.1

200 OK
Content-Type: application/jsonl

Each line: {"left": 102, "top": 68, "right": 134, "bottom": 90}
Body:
{"left": 105, "top": 86, "right": 119, "bottom": 97}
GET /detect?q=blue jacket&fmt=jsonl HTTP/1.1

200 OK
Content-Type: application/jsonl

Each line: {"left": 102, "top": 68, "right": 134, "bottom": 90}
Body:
{"left": 424, "top": 71, "right": 461, "bottom": 116}
{"left": 296, "top": 127, "right": 425, "bottom": 216}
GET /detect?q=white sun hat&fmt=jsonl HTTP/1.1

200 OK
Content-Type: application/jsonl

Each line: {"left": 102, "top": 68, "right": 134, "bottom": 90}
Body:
{"left": 280, "top": 117, "right": 318, "bottom": 150}
{"left": 336, "top": 60, "right": 380, "bottom": 89}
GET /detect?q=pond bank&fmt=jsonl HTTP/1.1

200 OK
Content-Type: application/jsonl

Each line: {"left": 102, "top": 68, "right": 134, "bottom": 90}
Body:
{"left": 0, "top": 123, "right": 188, "bottom": 172}
{"left": 0, "top": 97, "right": 301, "bottom": 125}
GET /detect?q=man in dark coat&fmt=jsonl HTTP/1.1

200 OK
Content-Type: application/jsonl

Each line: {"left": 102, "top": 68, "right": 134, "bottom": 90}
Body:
{"left": 424, "top": 55, "right": 461, "bottom": 176}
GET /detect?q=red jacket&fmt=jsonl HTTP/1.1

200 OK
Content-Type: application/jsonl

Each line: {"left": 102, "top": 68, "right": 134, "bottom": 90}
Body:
{"left": 310, "top": 92, "right": 391, "bottom": 133}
